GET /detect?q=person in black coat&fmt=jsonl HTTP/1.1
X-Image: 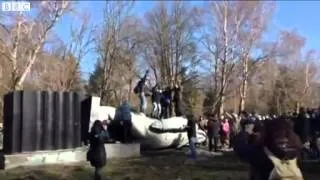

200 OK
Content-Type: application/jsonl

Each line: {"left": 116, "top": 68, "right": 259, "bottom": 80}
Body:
{"left": 207, "top": 115, "right": 220, "bottom": 152}
{"left": 173, "top": 83, "right": 183, "bottom": 117}
{"left": 233, "top": 118, "right": 303, "bottom": 180}
{"left": 294, "top": 107, "right": 310, "bottom": 144}
{"left": 161, "top": 86, "right": 173, "bottom": 119}
{"left": 87, "top": 120, "right": 107, "bottom": 180}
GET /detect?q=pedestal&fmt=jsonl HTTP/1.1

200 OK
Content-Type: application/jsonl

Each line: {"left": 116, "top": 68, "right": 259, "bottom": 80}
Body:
{"left": 0, "top": 143, "right": 140, "bottom": 170}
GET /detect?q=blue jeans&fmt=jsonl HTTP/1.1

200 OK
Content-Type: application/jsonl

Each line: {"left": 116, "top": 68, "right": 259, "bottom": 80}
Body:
{"left": 189, "top": 137, "right": 197, "bottom": 160}
{"left": 139, "top": 92, "right": 147, "bottom": 114}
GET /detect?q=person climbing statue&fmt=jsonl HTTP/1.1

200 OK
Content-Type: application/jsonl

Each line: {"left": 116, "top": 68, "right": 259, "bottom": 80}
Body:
{"left": 134, "top": 69, "right": 149, "bottom": 114}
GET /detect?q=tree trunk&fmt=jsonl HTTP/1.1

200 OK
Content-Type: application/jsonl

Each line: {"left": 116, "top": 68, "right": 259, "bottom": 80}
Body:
{"left": 239, "top": 57, "right": 249, "bottom": 112}
{"left": 128, "top": 78, "right": 133, "bottom": 102}
{"left": 218, "top": 1, "right": 228, "bottom": 116}
{"left": 14, "top": 45, "right": 42, "bottom": 90}
{"left": 296, "top": 102, "right": 300, "bottom": 113}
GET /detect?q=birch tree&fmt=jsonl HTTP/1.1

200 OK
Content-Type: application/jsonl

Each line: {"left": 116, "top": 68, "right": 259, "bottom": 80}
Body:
{"left": 144, "top": 2, "right": 201, "bottom": 87}
{"left": 202, "top": 1, "right": 238, "bottom": 115}
{"left": 94, "top": 1, "right": 138, "bottom": 105}
{"left": 235, "top": 1, "right": 276, "bottom": 112}
{"left": 0, "top": 1, "right": 71, "bottom": 90}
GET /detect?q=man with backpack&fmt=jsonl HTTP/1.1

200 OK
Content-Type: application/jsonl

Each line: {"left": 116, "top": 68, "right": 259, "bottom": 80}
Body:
{"left": 134, "top": 70, "right": 149, "bottom": 114}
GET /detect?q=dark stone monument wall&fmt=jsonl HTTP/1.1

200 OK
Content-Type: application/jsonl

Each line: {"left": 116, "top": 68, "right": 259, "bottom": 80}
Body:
{"left": 80, "top": 96, "right": 92, "bottom": 144}
{"left": 2, "top": 91, "right": 81, "bottom": 154}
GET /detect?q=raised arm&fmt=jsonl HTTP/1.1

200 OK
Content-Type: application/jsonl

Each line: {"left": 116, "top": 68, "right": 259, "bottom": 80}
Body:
{"left": 141, "top": 69, "right": 149, "bottom": 83}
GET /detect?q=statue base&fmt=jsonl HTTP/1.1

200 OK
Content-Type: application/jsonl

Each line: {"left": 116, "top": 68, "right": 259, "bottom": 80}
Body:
{"left": 0, "top": 143, "right": 140, "bottom": 170}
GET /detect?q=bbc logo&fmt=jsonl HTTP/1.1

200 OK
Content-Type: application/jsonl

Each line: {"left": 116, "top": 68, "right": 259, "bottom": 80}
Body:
{"left": 2, "top": 1, "right": 31, "bottom": 12}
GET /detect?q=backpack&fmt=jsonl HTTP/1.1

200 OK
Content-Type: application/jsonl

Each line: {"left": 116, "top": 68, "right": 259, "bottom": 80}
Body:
{"left": 264, "top": 147, "right": 304, "bottom": 180}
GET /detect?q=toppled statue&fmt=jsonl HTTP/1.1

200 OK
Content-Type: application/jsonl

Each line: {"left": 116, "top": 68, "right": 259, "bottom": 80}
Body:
{"left": 88, "top": 97, "right": 206, "bottom": 149}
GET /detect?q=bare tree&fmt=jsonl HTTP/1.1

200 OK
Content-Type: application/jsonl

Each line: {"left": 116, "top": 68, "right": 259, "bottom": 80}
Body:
{"left": 0, "top": 1, "right": 71, "bottom": 90}
{"left": 202, "top": 1, "right": 239, "bottom": 115}
{"left": 143, "top": 2, "right": 200, "bottom": 87}
{"left": 236, "top": 1, "right": 276, "bottom": 112}
{"left": 61, "top": 13, "right": 95, "bottom": 91}
{"left": 97, "top": 1, "right": 136, "bottom": 105}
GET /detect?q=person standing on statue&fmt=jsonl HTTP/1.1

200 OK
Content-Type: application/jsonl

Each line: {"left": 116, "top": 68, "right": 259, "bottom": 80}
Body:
{"left": 151, "top": 83, "right": 162, "bottom": 119}
{"left": 173, "top": 83, "right": 183, "bottom": 117}
{"left": 87, "top": 120, "right": 107, "bottom": 180}
{"left": 134, "top": 69, "right": 149, "bottom": 114}
{"left": 161, "top": 86, "right": 173, "bottom": 118}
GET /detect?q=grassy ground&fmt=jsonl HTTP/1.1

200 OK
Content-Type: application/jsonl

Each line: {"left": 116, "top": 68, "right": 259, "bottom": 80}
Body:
{"left": 0, "top": 149, "right": 319, "bottom": 180}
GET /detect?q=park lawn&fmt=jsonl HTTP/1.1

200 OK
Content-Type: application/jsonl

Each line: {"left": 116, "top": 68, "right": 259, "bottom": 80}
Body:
{"left": 0, "top": 150, "right": 319, "bottom": 180}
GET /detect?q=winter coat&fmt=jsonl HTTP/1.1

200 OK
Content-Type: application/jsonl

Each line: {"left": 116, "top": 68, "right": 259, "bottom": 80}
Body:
{"left": 187, "top": 116, "right": 197, "bottom": 139}
{"left": 294, "top": 112, "right": 310, "bottom": 143}
{"left": 162, "top": 89, "right": 172, "bottom": 103}
{"left": 234, "top": 119, "right": 303, "bottom": 180}
{"left": 134, "top": 71, "right": 149, "bottom": 94}
{"left": 173, "top": 87, "right": 183, "bottom": 116}
{"left": 221, "top": 120, "right": 230, "bottom": 134}
{"left": 207, "top": 119, "right": 220, "bottom": 138}
{"left": 87, "top": 128, "right": 107, "bottom": 168}
{"left": 151, "top": 87, "right": 162, "bottom": 103}
{"left": 173, "top": 87, "right": 181, "bottom": 103}
{"left": 114, "top": 102, "right": 132, "bottom": 122}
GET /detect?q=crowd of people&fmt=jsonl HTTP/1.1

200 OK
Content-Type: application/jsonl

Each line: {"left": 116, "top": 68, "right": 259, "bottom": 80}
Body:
{"left": 86, "top": 69, "right": 320, "bottom": 180}
{"left": 199, "top": 108, "right": 320, "bottom": 160}
{"left": 194, "top": 108, "right": 319, "bottom": 179}
{"left": 133, "top": 70, "right": 183, "bottom": 119}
